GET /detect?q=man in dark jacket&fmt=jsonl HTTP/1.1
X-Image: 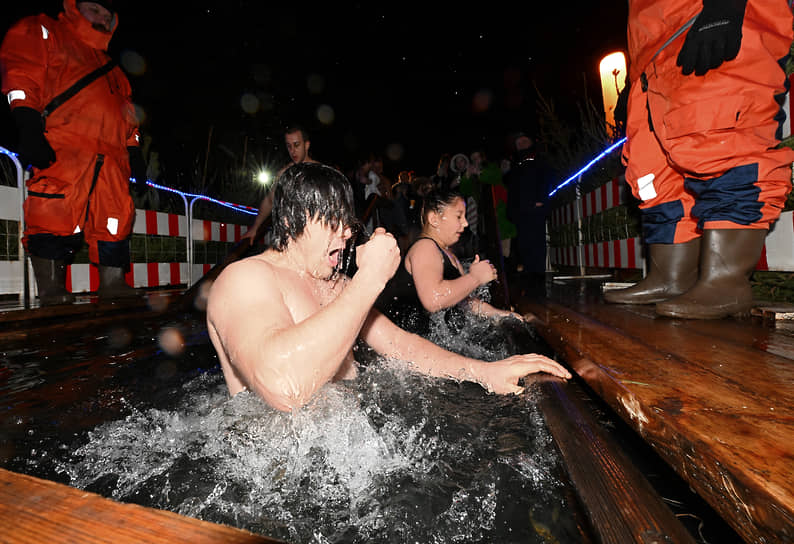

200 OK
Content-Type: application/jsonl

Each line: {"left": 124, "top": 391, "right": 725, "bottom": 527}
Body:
{"left": 506, "top": 134, "right": 551, "bottom": 294}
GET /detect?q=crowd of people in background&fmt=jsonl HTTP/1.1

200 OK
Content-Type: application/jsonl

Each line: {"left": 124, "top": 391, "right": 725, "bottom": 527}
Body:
{"left": 245, "top": 126, "right": 555, "bottom": 298}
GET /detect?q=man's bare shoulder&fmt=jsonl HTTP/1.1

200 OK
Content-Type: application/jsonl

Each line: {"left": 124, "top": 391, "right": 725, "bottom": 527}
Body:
{"left": 218, "top": 252, "right": 277, "bottom": 281}
{"left": 208, "top": 253, "right": 284, "bottom": 311}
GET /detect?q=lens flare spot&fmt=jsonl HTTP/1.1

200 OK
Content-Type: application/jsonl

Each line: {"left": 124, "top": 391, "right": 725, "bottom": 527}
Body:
{"left": 316, "top": 104, "right": 335, "bottom": 125}
{"left": 132, "top": 103, "right": 146, "bottom": 125}
{"left": 120, "top": 49, "right": 146, "bottom": 76}
{"left": 385, "top": 143, "right": 404, "bottom": 162}
{"left": 240, "top": 93, "right": 259, "bottom": 114}
{"left": 472, "top": 89, "right": 493, "bottom": 113}
{"left": 158, "top": 327, "right": 185, "bottom": 356}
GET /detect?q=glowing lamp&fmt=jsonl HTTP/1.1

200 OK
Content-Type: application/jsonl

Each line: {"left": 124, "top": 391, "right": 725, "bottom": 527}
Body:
{"left": 599, "top": 52, "right": 627, "bottom": 138}
{"left": 256, "top": 169, "right": 271, "bottom": 186}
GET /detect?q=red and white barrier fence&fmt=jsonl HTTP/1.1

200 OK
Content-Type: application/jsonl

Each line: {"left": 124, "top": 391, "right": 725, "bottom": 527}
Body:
{"left": 549, "top": 178, "right": 645, "bottom": 270}
{"left": 0, "top": 174, "right": 252, "bottom": 296}
{"left": 549, "top": 177, "right": 794, "bottom": 272}
{"left": 57, "top": 212, "right": 251, "bottom": 293}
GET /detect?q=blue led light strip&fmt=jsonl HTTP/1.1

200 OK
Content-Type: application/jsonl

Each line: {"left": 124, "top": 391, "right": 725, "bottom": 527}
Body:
{"left": 134, "top": 179, "right": 257, "bottom": 216}
{"left": 548, "top": 137, "right": 627, "bottom": 198}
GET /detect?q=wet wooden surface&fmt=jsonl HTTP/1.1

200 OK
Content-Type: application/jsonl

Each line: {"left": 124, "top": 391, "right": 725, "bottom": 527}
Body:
{"left": 0, "top": 469, "right": 283, "bottom": 543}
{"left": 535, "top": 376, "right": 695, "bottom": 544}
{"left": 517, "top": 279, "right": 794, "bottom": 544}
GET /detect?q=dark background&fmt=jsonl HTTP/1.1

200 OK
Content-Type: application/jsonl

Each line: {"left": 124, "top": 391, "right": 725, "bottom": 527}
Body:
{"left": 1, "top": 1, "right": 629, "bottom": 193}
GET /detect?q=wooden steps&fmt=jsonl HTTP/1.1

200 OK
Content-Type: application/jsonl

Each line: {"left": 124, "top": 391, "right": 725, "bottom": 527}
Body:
{"left": 517, "top": 285, "right": 794, "bottom": 543}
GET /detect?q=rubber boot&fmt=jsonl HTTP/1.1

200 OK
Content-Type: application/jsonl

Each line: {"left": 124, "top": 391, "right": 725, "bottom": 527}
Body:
{"left": 603, "top": 238, "right": 700, "bottom": 304}
{"left": 30, "top": 255, "right": 75, "bottom": 306}
{"left": 656, "top": 229, "right": 766, "bottom": 319}
{"left": 97, "top": 265, "right": 139, "bottom": 301}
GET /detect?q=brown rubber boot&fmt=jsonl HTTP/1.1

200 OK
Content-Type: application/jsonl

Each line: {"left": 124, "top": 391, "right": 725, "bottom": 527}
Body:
{"left": 603, "top": 238, "right": 700, "bottom": 304}
{"left": 30, "top": 255, "right": 75, "bottom": 306}
{"left": 656, "top": 229, "right": 766, "bottom": 319}
{"left": 97, "top": 265, "right": 140, "bottom": 301}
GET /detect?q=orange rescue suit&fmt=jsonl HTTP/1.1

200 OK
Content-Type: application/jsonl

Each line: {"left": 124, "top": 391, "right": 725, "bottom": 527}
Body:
{"left": 0, "top": 0, "right": 139, "bottom": 266}
{"left": 623, "top": 0, "right": 794, "bottom": 244}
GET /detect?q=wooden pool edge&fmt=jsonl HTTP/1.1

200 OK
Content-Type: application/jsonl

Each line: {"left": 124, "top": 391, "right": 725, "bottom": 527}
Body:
{"left": 520, "top": 297, "right": 794, "bottom": 543}
{"left": 0, "top": 468, "right": 284, "bottom": 544}
{"left": 534, "top": 376, "right": 696, "bottom": 543}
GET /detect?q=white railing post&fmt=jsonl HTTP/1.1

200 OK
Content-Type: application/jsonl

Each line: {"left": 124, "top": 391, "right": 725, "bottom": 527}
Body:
{"left": 0, "top": 147, "right": 29, "bottom": 307}
{"left": 188, "top": 196, "right": 200, "bottom": 286}
{"left": 574, "top": 176, "right": 585, "bottom": 277}
{"left": 187, "top": 195, "right": 256, "bottom": 286}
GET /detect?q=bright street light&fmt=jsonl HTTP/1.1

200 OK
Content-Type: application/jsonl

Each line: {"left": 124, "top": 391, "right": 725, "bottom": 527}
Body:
{"left": 255, "top": 169, "right": 272, "bottom": 186}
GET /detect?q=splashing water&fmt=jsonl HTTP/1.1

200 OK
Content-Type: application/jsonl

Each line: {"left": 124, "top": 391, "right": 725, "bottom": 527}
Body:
{"left": 15, "top": 304, "right": 583, "bottom": 543}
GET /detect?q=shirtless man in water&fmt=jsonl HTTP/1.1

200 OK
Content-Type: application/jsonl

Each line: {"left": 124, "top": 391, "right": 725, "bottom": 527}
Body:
{"left": 207, "top": 163, "right": 571, "bottom": 412}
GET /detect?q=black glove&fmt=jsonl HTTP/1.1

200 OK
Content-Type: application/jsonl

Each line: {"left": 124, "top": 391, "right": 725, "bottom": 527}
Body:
{"left": 676, "top": 0, "right": 747, "bottom": 76}
{"left": 128, "top": 146, "right": 148, "bottom": 196}
{"left": 11, "top": 106, "right": 56, "bottom": 169}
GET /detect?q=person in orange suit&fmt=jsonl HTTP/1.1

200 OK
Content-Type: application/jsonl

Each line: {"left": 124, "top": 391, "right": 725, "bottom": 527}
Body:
{"left": 605, "top": 0, "right": 794, "bottom": 319}
{"left": 1, "top": 0, "right": 144, "bottom": 305}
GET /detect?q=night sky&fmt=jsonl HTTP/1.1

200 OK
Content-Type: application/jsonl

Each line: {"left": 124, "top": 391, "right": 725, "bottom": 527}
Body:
{"left": 1, "top": 1, "right": 629, "bottom": 193}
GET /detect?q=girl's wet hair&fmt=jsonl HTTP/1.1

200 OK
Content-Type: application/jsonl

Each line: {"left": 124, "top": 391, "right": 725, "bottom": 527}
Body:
{"left": 271, "top": 163, "right": 356, "bottom": 250}
{"left": 420, "top": 188, "right": 464, "bottom": 226}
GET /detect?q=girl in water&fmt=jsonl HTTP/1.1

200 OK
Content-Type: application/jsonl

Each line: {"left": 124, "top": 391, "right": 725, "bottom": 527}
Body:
{"left": 376, "top": 188, "right": 521, "bottom": 336}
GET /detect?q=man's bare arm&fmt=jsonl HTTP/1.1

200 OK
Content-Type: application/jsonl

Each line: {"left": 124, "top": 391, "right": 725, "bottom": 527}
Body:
{"left": 360, "top": 309, "right": 570, "bottom": 394}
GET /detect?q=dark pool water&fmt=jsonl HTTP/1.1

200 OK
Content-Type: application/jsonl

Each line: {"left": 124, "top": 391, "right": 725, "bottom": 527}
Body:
{"left": 1, "top": 308, "right": 595, "bottom": 544}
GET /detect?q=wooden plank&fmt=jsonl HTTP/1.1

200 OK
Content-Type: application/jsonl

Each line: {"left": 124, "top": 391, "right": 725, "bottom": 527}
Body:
{"left": 0, "top": 468, "right": 283, "bottom": 544}
{"left": 520, "top": 299, "right": 794, "bottom": 543}
{"left": 561, "top": 293, "right": 794, "bottom": 363}
{"left": 535, "top": 377, "right": 695, "bottom": 544}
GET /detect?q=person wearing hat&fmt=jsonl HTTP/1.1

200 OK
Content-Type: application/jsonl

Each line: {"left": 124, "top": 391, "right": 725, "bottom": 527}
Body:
{"left": 1, "top": 0, "right": 145, "bottom": 305}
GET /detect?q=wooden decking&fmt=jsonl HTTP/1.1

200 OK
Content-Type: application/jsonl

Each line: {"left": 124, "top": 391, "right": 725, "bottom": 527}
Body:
{"left": 517, "top": 278, "right": 794, "bottom": 544}
{"left": 0, "top": 469, "right": 283, "bottom": 543}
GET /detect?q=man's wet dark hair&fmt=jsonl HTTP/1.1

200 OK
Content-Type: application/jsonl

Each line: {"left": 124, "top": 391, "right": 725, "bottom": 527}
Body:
{"left": 271, "top": 163, "right": 356, "bottom": 250}
{"left": 420, "top": 187, "right": 464, "bottom": 226}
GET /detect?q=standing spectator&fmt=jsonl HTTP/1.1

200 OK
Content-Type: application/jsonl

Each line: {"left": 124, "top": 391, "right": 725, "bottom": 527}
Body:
{"left": 1, "top": 0, "right": 145, "bottom": 305}
{"left": 371, "top": 154, "right": 392, "bottom": 200}
{"left": 447, "top": 152, "right": 478, "bottom": 259}
{"left": 241, "top": 124, "right": 318, "bottom": 245}
{"left": 506, "top": 134, "right": 551, "bottom": 294}
{"left": 605, "top": 0, "right": 794, "bottom": 319}
{"left": 378, "top": 177, "right": 413, "bottom": 253}
{"left": 349, "top": 153, "right": 379, "bottom": 230}
{"left": 431, "top": 153, "right": 451, "bottom": 190}
{"left": 448, "top": 153, "right": 469, "bottom": 190}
